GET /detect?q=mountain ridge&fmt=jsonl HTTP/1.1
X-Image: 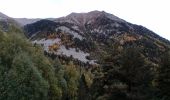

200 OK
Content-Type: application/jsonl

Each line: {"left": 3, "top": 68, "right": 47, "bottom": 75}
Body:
{"left": 0, "top": 12, "right": 10, "bottom": 19}
{"left": 54, "top": 11, "right": 125, "bottom": 26}
{"left": 0, "top": 10, "right": 169, "bottom": 42}
{"left": 14, "top": 18, "right": 41, "bottom": 26}
{"left": 23, "top": 11, "right": 170, "bottom": 66}
{"left": 1, "top": 11, "right": 169, "bottom": 44}
{"left": 24, "top": 11, "right": 170, "bottom": 44}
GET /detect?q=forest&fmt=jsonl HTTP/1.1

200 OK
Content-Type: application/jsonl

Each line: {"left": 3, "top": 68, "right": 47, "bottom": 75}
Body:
{"left": 0, "top": 31, "right": 170, "bottom": 100}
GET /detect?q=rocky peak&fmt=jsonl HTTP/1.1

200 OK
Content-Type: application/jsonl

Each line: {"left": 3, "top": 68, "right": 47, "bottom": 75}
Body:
{"left": 55, "top": 10, "right": 125, "bottom": 26}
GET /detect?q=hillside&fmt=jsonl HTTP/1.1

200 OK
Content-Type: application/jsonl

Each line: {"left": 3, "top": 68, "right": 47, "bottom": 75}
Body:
{"left": 0, "top": 12, "right": 89, "bottom": 100}
{"left": 24, "top": 11, "right": 170, "bottom": 65}
{"left": 23, "top": 11, "right": 170, "bottom": 100}
{"left": 0, "top": 11, "right": 170, "bottom": 100}
{"left": 0, "top": 12, "right": 23, "bottom": 35}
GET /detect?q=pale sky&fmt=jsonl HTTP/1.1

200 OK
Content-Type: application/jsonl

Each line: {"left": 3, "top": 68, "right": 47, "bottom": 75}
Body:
{"left": 0, "top": 0, "right": 170, "bottom": 40}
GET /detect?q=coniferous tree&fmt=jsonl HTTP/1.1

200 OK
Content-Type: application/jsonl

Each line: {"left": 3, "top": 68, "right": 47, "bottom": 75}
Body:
{"left": 157, "top": 51, "right": 170, "bottom": 99}
{"left": 120, "top": 47, "right": 153, "bottom": 100}
{"left": 0, "top": 33, "right": 62, "bottom": 100}
{"left": 0, "top": 53, "right": 49, "bottom": 100}
{"left": 78, "top": 74, "right": 91, "bottom": 100}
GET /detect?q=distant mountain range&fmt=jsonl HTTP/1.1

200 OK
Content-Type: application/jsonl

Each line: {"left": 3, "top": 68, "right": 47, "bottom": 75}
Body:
{"left": 14, "top": 18, "right": 41, "bottom": 26}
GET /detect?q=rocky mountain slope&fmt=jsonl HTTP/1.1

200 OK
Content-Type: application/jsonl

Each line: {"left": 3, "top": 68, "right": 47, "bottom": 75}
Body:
{"left": 0, "top": 12, "right": 23, "bottom": 35}
{"left": 24, "top": 11, "right": 170, "bottom": 66}
{"left": 0, "top": 12, "right": 10, "bottom": 19}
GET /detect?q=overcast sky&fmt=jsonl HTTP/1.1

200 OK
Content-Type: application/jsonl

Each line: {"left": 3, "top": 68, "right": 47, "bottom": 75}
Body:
{"left": 0, "top": 0, "right": 169, "bottom": 40}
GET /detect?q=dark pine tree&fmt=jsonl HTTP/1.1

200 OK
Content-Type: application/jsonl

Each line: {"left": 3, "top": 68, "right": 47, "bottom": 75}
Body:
{"left": 157, "top": 51, "right": 170, "bottom": 100}
{"left": 120, "top": 47, "right": 153, "bottom": 100}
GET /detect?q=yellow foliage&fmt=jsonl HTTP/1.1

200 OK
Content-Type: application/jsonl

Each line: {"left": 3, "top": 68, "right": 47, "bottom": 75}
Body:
{"left": 48, "top": 43, "right": 60, "bottom": 52}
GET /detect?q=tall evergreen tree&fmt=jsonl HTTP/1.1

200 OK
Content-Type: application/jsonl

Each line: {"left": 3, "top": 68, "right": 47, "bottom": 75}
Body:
{"left": 120, "top": 47, "right": 153, "bottom": 100}
{"left": 157, "top": 51, "right": 170, "bottom": 99}
{"left": 78, "top": 74, "right": 89, "bottom": 100}
{"left": 0, "top": 53, "right": 49, "bottom": 100}
{"left": 0, "top": 33, "right": 62, "bottom": 100}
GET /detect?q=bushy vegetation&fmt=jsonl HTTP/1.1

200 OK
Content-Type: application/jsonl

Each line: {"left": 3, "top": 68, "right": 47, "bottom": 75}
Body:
{"left": 0, "top": 31, "right": 94, "bottom": 100}
{"left": 0, "top": 32, "right": 61, "bottom": 100}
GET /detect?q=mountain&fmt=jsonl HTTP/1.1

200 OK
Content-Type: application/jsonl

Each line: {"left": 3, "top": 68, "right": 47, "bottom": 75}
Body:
{"left": 1, "top": 10, "right": 170, "bottom": 100}
{"left": 0, "top": 12, "right": 10, "bottom": 19}
{"left": 24, "top": 10, "right": 170, "bottom": 65}
{"left": 14, "top": 18, "right": 57, "bottom": 26}
{"left": 0, "top": 12, "right": 23, "bottom": 34}
{"left": 55, "top": 10, "right": 125, "bottom": 27}
{"left": 0, "top": 12, "right": 41, "bottom": 26}
{"left": 14, "top": 18, "right": 41, "bottom": 26}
